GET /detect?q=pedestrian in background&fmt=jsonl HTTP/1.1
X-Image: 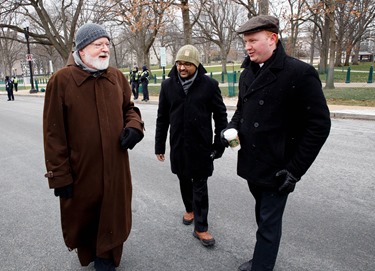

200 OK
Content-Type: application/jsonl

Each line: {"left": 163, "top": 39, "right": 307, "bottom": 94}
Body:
{"left": 43, "top": 23, "right": 144, "bottom": 271}
{"left": 130, "top": 65, "right": 140, "bottom": 100}
{"left": 12, "top": 76, "right": 18, "bottom": 92}
{"left": 221, "top": 15, "right": 331, "bottom": 271}
{"left": 155, "top": 44, "right": 228, "bottom": 247}
{"left": 140, "top": 65, "right": 149, "bottom": 102}
{"left": 5, "top": 76, "right": 14, "bottom": 101}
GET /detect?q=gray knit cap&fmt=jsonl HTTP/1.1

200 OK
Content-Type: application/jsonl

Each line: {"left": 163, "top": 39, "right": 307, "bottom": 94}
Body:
{"left": 75, "top": 23, "right": 110, "bottom": 51}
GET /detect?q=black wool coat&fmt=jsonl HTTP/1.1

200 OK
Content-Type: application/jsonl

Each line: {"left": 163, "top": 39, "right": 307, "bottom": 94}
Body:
{"left": 228, "top": 42, "right": 331, "bottom": 188}
{"left": 155, "top": 65, "right": 228, "bottom": 179}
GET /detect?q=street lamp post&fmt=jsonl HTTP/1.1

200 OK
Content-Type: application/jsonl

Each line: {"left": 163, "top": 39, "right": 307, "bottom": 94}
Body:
{"left": 22, "top": 20, "right": 37, "bottom": 93}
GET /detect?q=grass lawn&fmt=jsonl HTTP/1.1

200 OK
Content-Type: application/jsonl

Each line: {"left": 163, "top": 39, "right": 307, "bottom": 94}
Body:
{"left": 323, "top": 88, "right": 375, "bottom": 107}
{"left": 146, "top": 85, "right": 375, "bottom": 107}
{"left": 2, "top": 62, "right": 374, "bottom": 107}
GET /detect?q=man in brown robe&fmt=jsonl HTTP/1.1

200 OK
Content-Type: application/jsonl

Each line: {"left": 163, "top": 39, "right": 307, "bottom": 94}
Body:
{"left": 43, "top": 23, "right": 144, "bottom": 270}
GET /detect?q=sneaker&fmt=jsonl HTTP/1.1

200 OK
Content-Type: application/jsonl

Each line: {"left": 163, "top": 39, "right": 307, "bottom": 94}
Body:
{"left": 182, "top": 212, "right": 194, "bottom": 225}
{"left": 193, "top": 231, "right": 215, "bottom": 247}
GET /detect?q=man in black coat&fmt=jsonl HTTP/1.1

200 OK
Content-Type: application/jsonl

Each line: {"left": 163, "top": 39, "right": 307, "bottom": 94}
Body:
{"left": 155, "top": 44, "right": 228, "bottom": 247}
{"left": 221, "top": 16, "right": 331, "bottom": 271}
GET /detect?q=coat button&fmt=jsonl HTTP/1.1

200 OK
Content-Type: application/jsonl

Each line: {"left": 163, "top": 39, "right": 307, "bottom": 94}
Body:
{"left": 244, "top": 98, "right": 248, "bottom": 103}
{"left": 259, "top": 100, "right": 264, "bottom": 105}
{"left": 240, "top": 118, "right": 244, "bottom": 123}
{"left": 254, "top": 122, "right": 259, "bottom": 128}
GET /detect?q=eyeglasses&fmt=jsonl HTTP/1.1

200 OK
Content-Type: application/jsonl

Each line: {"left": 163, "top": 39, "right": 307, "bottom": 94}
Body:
{"left": 176, "top": 61, "right": 193, "bottom": 68}
{"left": 90, "top": 42, "right": 111, "bottom": 49}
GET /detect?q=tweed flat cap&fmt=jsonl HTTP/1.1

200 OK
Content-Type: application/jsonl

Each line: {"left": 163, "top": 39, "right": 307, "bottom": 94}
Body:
{"left": 75, "top": 23, "right": 110, "bottom": 51}
{"left": 237, "top": 15, "right": 279, "bottom": 34}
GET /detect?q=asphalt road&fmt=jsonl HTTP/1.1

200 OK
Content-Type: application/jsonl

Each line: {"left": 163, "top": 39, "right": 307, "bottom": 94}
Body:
{"left": 0, "top": 96, "right": 374, "bottom": 271}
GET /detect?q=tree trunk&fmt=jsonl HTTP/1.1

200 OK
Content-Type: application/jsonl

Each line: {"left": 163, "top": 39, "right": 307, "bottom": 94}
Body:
{"left": 181, "top": 0, "right": 192, "bottom": 44}
{"left": 319, "top": 4, "right": 331, "bottom": 74}
{"left": 309, "top": 21, "right": 318, "bottom": 65}
{"left": 352, "top": 43, "right": 360, "bottom": 65}
{"left": 258, "top": 0, "right": 269, "bottom": 15}
{"left": 344, "top": 44, "right": 353, "bottom": 66}
{"left": 325, "top": 1, "right": 336, "bottom": 89}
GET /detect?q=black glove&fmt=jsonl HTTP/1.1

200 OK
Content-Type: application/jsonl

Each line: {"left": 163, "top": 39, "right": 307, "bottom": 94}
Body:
{"left": 210, "top": 150, "right": 218, "bottom": 160}
{"left": 120, "top": 128, "right": 143, "bottom": 150}
{"left": 276, "top": 169, "right": 300, "bottom": 195}
{"left": 210, "top": 143, "right": 224, "bottom": 160}
{"left": 54, "top": 184, "right": 73, "bottom": 198}
{"left": 220, "top": 129, "right": 229, "bottom": 148}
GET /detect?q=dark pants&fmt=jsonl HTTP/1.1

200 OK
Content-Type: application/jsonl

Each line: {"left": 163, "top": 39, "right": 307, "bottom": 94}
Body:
{"left": 141, "top": 81, "right": 149, "bottom": 101}
{"left": 248, "top": 184, "right": 288, "bottom": 271}
{"left": 7, "top": 88, "right": 14, "bottom": 100}
{"left": 131, "top": 81, "right": 139, "bottom": 99}
{"left": 14, "top": 83, "right": 18, "bottom": 92}
{"left": 177, "top": 174, "right": 209, "bottom": 232}
{"left": 77, "top": 243, "right": 123, "bottom": 267}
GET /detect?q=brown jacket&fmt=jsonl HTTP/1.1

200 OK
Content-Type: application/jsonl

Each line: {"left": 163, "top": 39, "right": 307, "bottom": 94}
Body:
{"left": 43, "top": 56, "right": 144, "bottom": 259}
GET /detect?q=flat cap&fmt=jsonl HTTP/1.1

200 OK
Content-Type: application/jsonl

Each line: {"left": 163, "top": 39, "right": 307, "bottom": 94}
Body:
{"left": 237, "top": 15, "right": 279, "bottom": 34}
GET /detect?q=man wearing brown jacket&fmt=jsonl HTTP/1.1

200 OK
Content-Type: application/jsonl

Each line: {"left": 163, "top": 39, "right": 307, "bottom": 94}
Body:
{"left": 43, "top": 23, "right": 144, "bottom": 271}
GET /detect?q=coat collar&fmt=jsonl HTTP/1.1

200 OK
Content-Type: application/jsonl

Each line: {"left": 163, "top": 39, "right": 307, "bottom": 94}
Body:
{"left": 240, "top": 41, "right": 286, "bottom": 92}
{"left": 241, "top": 41, "right": 285, "bottom": 70}
{"left": 66, "top": 53, "right": 117, "bottom": 87}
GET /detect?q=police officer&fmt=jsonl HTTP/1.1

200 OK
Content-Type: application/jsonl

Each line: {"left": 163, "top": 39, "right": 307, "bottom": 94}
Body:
{"left": 12, "top": 76, "right": 18, "bottom": 92}
{"left": 130, "top": 66, "right": 140, "bottom": 100}
{"left": 140, "top": 65, "right": 149, "bottom": 102}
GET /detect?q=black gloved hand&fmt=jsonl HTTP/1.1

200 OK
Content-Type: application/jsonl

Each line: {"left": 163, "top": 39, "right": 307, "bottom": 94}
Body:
{"left": 276, "top": 169, "right": 300, "bottom": 195}
{"left": 220, "top": 129, "right": 229, "bottom": 148}
{"left": 54, "top": 184, "right": 73, "bottom": 198}
{"left": 120, "top": 128, "right": 143, "bottom": 150}
{"left": 210, "top": 143, "right": 225, "bottom": 160}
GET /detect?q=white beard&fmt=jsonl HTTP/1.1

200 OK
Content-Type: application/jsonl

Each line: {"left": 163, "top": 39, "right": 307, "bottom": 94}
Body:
{"left": 84, "top": 54, "right": 110, "bottom": 70}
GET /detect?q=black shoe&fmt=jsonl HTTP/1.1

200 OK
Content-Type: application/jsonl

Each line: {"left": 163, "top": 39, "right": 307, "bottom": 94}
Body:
{"left": 94, "top": 257, "right": 116, "bottom": 271}
{"left": 238, "top": 259, "right": 253, "bottom": 271}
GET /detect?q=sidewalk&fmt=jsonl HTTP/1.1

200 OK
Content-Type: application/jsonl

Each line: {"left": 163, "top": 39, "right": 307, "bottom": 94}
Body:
{"left": 4, "top": 88, "right": 375, "bottom": 121}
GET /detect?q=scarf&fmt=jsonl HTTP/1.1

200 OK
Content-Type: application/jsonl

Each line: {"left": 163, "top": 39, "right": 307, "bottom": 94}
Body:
{"left": 178, "top": 70, "right": 198, "bottom": 95}
{"left": 72, "top": 51, "right": 105, "bottom": 77}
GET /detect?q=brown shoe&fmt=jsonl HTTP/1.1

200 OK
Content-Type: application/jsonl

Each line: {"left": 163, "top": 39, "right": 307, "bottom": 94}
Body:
{"left": 193, "top": 231, "right": 215, "bottom": 247}
{"left": 182, "top": 212, "right": 194, "bottom": 225}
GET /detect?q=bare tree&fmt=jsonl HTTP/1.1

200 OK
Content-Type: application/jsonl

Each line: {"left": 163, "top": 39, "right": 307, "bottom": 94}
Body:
{"left": 0, "top": 0, "right": 85, "bottom": 64}
{"left": 231, "top": 0, "right": 260, "bottom": 18}
{"left": 282, "top": 0, "right": 309, "bottom": 57}
{"left": 347, "top": 0, "right": 375, "bottom": 65}
{"left": 194, "top": 0, "right": 242, "bottom": 73}
{"left": 0, "top": 24, "right": 23, "bottom": 76}
{"left": 110, "top": 0, "right": 175, "bottom": 68}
